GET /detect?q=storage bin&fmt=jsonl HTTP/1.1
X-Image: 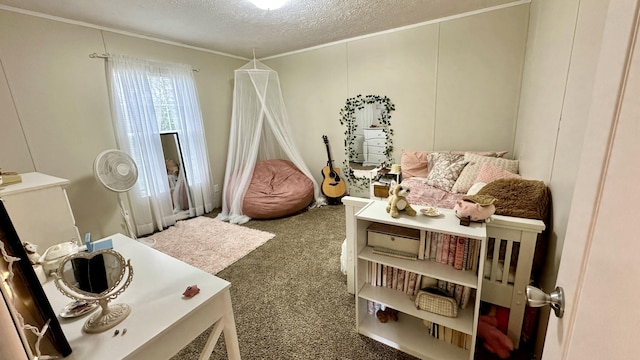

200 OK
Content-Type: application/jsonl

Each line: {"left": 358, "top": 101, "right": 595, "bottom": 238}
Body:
{"left": 367, "top": 223, "right": 420, "bottom": 255}
{"left": 373, "top": 183, "right": 389, "bottom": 198}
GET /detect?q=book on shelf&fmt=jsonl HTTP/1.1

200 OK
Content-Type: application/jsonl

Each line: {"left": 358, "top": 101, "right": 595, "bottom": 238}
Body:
{"left": 422, "top": 320, "right": 472, "bottom": 350}
{"left": 447, "top": 235, "right": 457, "bottom": 266}
{"left": 462, "top": 238, "right": 470, "bottom": 270}
{"left": 372, "top": 246, "right": 418, "bottom": 260}
{"left": 429, "top": 232, "right": 438, "bottom": 260}
{"left": 454, "top": 236, "right": 465, "bottom": 270}
{"left": 407, "top": 272, "right": 417, "bottom": 295}
{"left": 368, "top": 262, "right": 424, "bottom": 296}
{"left": 420, "top": 233, "right": 481, "bottom": 276}
{"left": 393, "top": 269, "right": 405, "bottom": 291}
{"left": 441, "top": 234, "right": 450, "bottom": 264}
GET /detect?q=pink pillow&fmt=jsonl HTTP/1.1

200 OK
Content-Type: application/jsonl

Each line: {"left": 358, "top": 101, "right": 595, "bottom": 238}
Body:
{"left": 401, "top": 150, "right": 429, "bottom": 178}
{"left": 475, "top": 163, "right": 521, "bottom": 184}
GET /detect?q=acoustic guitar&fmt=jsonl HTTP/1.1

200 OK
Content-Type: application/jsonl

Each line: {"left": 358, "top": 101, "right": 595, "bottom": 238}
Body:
{"left": 321, "top": 135, "right": 347, "bottom": 204}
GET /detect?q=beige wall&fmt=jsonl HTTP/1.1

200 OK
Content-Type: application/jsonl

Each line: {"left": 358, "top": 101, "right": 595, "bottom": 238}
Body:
{"left": 0, "top": 9, "right": 244, "bottom": 239}
{"left": 265, "top": 4, "right": 530, "bottom": 198}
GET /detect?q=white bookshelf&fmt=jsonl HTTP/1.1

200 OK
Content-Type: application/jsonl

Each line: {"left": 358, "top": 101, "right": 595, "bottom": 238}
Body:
{"left": 354, "top": 201, "right": 487, "bottom": 360}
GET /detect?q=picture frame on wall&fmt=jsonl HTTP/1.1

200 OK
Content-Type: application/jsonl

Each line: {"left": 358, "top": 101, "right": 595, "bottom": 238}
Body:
{"left": 0, "top": 201, "right": 72, "bottom": 358}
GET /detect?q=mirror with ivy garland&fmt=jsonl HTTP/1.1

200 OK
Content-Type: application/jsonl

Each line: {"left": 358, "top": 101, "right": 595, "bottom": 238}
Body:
{"left": 339, "top": 94, "right": 395, "bottom": 191}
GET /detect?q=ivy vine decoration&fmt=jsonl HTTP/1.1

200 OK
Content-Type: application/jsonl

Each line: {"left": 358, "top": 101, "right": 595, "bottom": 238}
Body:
{"left": 339, "top": 94, "right": 395, "bottom": 191}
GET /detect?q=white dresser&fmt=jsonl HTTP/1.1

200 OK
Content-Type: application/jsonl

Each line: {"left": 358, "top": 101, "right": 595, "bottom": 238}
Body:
{"left": 363, "top": 128, "right": 387, "bottom": 167}
{"left": 0, "top": 172, "right": 80, "bottom": 250}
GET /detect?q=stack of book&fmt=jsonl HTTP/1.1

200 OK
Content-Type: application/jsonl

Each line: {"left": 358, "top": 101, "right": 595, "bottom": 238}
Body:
{"left": 420, "top": 232, "right": 481, "bottom": 272}
{"left": 416, "top": 233, "right": 482, "bottom": 309}
{"left": 423, "top": 320, "right": 473, "bottom": 350}
{"left": 366, "top": 262, "right": 422, "bottom": 315}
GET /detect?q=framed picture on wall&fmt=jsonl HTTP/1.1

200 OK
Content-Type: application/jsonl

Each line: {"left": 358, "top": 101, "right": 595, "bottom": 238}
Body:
{"left": 0, "top": 201, "right": 72, "bottom": 358}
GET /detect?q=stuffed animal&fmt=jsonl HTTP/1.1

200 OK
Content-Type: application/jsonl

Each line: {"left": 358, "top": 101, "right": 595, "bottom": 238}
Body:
{"left": 477, "top": 315, "right": 514, "bottom": 359}
{"left": 453, "top": 194, "right": 497, "bottom": 224}
{"left": 376, "top": 307, "right": 399, "bottom": 323}
{"left": 22, "top": 241, "right": 41, "bottom": 265}
{"left": 165, "top": 159, "right": 179, "bottom": 176}
{"left": 386, "top": 182, "right": 417, "bottom": 218}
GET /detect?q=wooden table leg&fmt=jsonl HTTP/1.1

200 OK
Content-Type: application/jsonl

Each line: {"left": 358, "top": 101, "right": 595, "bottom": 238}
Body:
{"left": 222, "top": 310, "right": 240, "bottom": 360}
{"left": 198, "top": 289, "right": 240, "bottom": 360}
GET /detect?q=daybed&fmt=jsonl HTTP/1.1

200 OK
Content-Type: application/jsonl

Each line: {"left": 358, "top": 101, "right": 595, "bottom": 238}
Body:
{"left": 342, "top": 150, "right": 549, "bottom": 348}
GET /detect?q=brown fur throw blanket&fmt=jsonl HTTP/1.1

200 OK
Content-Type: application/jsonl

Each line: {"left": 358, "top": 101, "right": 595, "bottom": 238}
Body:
{"left": 476, "top": 178, "right": 550, "bottom": 221}
{"left": 476, "top": 178, "right": 550, "bottom": 277}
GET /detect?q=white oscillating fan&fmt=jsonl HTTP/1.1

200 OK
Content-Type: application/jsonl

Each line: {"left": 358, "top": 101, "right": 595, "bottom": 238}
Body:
{"left": 93, "top": 149, "right": 139, "bottom": 240}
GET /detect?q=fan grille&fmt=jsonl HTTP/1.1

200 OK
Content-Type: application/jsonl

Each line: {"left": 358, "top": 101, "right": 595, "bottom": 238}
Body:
{"left": 94, "top": 150, "right": 138, "bottom": 192}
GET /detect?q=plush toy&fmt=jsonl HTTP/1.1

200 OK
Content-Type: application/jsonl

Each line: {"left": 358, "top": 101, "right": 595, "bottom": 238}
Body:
{"left": 386, "top": 181, "right": 417, "bottom": 218}
{"left": 22, "top": 241, "right": 41, "bottom": 265}
{"left": 376, "top": 307, "right": 399, "bottom": 323}
{"left": 453, "top": 194, "right": 497, "bottom": 225}
{"left": 165, "top": 159, "right": 179, "bottom": 176}
{"left": 477, "top": 315, "right": 514, "bottom": 359}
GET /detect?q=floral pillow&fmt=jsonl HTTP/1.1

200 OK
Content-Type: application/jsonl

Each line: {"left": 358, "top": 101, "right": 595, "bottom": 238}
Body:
{"left": 424, "top": 153, "right": 468, "bottom": 192}
{"left": 451, "top": 153, "right": 519, "bottom": 194}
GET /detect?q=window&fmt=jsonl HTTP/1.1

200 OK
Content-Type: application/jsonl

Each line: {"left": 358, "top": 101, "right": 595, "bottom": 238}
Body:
{"left": 150, "top": 76, "right": 180, "bottom": 132}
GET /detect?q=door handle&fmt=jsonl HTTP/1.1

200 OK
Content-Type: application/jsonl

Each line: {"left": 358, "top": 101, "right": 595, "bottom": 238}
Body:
{"left": 525, "top": 285, "right": 565, "bottom": 318}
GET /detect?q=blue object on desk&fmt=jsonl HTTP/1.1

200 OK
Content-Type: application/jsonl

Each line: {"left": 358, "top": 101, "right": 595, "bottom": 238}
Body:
{"left": 92, "top": 238, "right": 113, "bottom": 251}
{"left": 84, "top": 232, "right": 113, "bottom": 252}
{"left": 84, "top": 233, "right": 93, "bottom": 252}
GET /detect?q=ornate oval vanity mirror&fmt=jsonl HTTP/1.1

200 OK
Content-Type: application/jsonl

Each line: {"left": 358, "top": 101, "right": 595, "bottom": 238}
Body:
{"left": 339, "top": 94, "right": 395, "bottom": 190}
{"left": 53, "top": 249, "right": 133, "bottom": 333}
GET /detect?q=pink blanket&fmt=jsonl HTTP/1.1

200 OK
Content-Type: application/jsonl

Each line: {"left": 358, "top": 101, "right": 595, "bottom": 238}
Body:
{"left": 401, "top": 177, "right": 464, "bottom": 209}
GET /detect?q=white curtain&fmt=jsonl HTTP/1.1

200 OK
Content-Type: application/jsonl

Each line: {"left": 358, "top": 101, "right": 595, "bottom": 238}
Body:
{"left": 107, "top": 54, "right": 214, "bottom": 235}
{"left": 216, "top": 60, "right": 326, "bottom": 224}
{"left": 159, "top": 65, "right": 215, "bottom": 217}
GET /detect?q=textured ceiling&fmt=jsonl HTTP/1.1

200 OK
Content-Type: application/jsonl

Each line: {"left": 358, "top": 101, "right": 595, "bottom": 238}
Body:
{"left": 0, "top": 0, "right": 519, "bottom": 59}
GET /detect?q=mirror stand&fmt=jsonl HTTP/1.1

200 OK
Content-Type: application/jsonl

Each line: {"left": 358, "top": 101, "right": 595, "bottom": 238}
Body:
{"left": 84, "top": 300, "right": 131, "bottom": 333}
{"left": 53, "top": 249, "right": 134, "bottom": 333}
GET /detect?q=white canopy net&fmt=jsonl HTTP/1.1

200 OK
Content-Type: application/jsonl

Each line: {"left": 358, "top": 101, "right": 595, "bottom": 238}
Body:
{"left": 216, "top": 59, "right": 326, "bottom": 224}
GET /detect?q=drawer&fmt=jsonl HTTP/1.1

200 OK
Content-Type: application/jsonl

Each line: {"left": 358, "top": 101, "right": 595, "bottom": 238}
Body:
{"left": 367, "top": 223, "right": 420, "bottom": 255}
{"left": 366, "top": 146, "right": 385, "bottom": 155}
{"left": 364, "top": 128, "right": 386, "bottom": 140}
{"left": 366, "top": 138, "right": 386, "bottom": 147}
{"left": 364, "top": 153, "right": 387, "bottom": 166}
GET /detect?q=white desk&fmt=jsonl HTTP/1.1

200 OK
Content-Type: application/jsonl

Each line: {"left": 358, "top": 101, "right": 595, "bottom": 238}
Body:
{"left": 42, "top": 234, "right": 241, "bottom": 360}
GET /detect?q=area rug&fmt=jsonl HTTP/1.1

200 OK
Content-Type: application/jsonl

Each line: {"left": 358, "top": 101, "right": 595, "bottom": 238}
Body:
{"left": 142, "top": 216, "right": 275, "bottom": 275}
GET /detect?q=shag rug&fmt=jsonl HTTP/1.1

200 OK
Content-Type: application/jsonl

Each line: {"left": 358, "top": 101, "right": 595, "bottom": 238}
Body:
{"left": 143, "top": 216, "right": 275, "bottom": 275}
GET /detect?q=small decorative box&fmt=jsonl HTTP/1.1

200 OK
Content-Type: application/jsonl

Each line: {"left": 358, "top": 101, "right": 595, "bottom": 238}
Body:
{"left": 0, "top": 173, "right": 22, "bottom": 185}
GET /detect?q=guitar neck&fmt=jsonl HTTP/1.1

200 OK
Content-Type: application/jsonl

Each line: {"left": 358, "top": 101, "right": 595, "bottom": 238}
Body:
{"left": 324, "top": 141, "right": 335, "bottom": 169}
{"left": 325, "top": 146, "right": 333, "bottom": 168}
